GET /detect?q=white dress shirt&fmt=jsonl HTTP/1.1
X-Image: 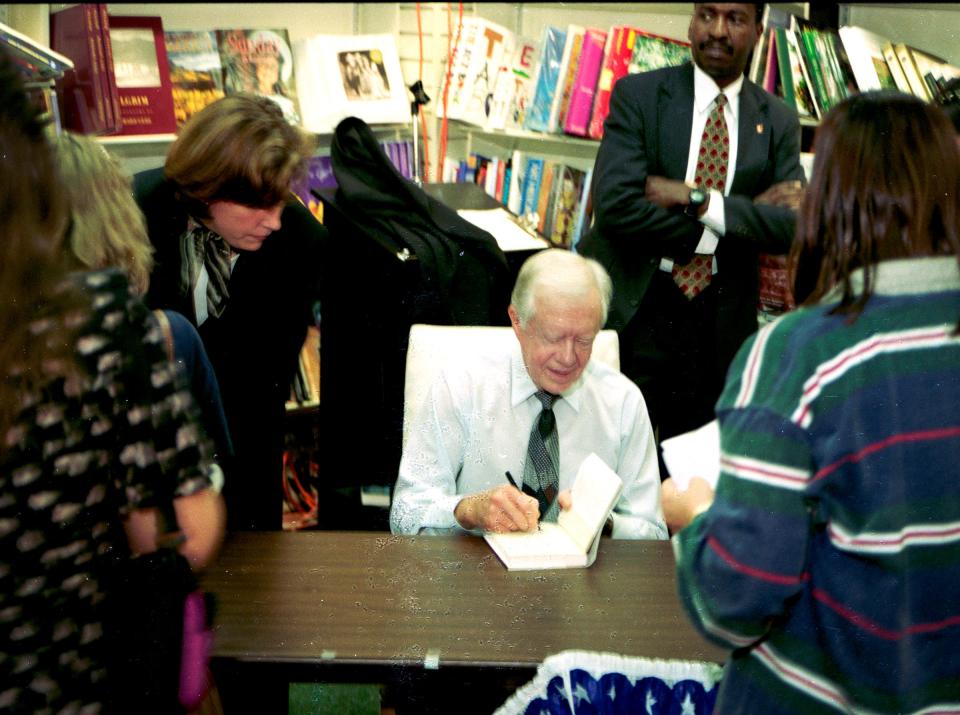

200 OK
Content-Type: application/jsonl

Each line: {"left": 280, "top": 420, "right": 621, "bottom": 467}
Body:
{"left": 390, "top": 340, "right": 667, "bottom": 540}
{"left": 659, "top": 64, "right": 744, "bottom": 274}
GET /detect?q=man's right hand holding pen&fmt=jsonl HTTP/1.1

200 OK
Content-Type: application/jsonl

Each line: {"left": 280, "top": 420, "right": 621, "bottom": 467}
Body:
{"left": 453, "top": 471, "right": 540, "bottom": 533}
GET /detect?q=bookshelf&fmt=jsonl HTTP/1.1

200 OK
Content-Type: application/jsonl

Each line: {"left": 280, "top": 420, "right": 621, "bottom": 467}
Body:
{"left": 98, "top": 123, "right": 412, "bottom": 175}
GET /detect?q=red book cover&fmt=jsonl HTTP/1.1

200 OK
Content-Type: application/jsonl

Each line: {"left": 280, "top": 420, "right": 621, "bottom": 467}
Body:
{"left": 107, "top": 15, "right": 177, "bottom": 135}
{"left": 564, "top": 27, "right": 607, "bottom": 136}
{"left": 50, "top": 3, "right": 111, "bottom": 134}
{"left": 588, "top": 26, "right": 637, "bottom": 140}
{"left": 97, "top": 5, "right": 123, "bottom": 132}
{"left": 758, "top": 253, "right": 796, "bottom": 314}
{"left": 495, "top": 158, "right": 507, "bottom": 203}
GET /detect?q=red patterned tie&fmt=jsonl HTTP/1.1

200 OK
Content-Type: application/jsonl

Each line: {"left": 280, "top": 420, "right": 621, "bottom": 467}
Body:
{"left": 673, "top": 93, "right": 729, "bottom": 300}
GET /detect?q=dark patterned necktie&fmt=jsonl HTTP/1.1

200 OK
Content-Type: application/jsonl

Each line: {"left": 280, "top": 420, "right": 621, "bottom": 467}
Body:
{"left": 523, "top": 390, "right": 561, "bottom": 522}
{"left": 673, "top": 93, "right": 729, "bottom": 300}
{"left": 180, "top": 224, "right": 233, "bottom": 319}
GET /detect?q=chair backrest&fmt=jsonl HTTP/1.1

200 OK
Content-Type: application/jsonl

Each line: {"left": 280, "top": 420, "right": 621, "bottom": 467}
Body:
{"left": 403, "top": 324, "right": 620, "bottom": 447}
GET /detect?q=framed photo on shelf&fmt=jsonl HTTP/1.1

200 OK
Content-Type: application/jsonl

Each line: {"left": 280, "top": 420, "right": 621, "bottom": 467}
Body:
{"left": 294, "top": 33, "right": 410, "bottom": 134}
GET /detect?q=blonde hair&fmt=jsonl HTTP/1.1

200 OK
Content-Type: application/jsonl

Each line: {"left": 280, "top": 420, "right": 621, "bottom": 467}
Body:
{"left": 54, "top": 132, "right": 154, "bottom": 295}
{"left": 164, "top": 93, "right": 315, "bottom": 219}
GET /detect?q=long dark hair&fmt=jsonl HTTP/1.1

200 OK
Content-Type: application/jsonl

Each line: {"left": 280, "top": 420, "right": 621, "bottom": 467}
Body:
{"left": 0, "top": 49, "right": 82, "bottom": 435}
{"left": 791, "top": 91, "right": 960, "bottom": 320}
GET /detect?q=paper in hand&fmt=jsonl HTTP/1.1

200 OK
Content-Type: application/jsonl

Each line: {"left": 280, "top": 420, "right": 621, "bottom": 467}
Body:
{"left": 660, "top": 419, "right": 720, "bottom": 491}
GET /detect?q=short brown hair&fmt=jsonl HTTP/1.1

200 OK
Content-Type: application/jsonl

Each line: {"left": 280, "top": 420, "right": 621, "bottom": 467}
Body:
{"left": 791, "top": 90, "right": 960, "bottom": 317}
{"left": 164, "top": 93, "right": 315, "bottom": 219}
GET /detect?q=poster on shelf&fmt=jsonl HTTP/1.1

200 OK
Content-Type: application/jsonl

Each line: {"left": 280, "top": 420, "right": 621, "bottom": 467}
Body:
{"left": 294, "top": 33, "right": 410, "bottom": 134}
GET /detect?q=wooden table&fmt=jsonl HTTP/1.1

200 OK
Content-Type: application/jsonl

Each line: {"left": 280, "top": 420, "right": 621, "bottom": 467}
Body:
{"left": 200, "top": 531, "right": 727, "bottom": 713}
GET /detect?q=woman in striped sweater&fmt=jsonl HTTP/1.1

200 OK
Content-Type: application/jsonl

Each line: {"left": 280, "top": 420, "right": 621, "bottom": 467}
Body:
{"left": 673, "top": 91, "right": 960, "bottom": 714}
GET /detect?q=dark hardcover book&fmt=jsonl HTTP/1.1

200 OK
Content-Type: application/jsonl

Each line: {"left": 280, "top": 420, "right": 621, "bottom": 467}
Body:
{"left": 107, "top": 16, "right": 177, "bottom": 135}
{"left": 97, "top": 6, "right": 123, "bottom": 132}
{"left": 50, "top": 3, "right": 111, "bottom": 134}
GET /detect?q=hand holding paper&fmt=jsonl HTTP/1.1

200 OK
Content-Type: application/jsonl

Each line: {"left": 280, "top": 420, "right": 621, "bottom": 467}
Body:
{"left": 659, "top": 419, "right": 720, "bottom": 491}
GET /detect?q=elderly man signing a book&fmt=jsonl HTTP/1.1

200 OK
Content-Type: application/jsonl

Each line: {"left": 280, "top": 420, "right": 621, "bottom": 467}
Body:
{"left": 390, "top": 249, "right": 667, "bottom": 540}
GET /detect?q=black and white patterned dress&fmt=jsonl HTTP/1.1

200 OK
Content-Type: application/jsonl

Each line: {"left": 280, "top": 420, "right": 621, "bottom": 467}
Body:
{"left": 0, "top": 269, "right": 214, "bottom": 713}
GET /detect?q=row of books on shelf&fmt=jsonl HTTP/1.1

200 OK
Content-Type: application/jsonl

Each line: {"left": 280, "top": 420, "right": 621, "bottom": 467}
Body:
{"left": 439, "top": 149, "right": 594, "bottom": 251}
{"left": 752, "top": 6, "right": 960, "bottom": 122}
{"left": 47, "top": 3, "right": 310, "bottom": 135}
{"left": 438, "top": 17, "right": 690, "bottom": 141}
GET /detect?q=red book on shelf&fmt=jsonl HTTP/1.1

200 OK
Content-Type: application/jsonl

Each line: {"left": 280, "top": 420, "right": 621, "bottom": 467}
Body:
{"left": 587, "top": 26, "right": 637, "bottom": 140}
{"left": 564, "top": 27, "right": 607, "bottom": 137}
{"left": 97, "top": 5, "right": 123, "bottom": 132}
{"left": 107, "top": 15, "right": 177, "bottom": 135}
{"left": 50, "top": 3, "right": 114, "bottom": 135}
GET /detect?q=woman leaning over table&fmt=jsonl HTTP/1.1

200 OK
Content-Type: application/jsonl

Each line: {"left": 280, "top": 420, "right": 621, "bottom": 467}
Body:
{"left": 672, "top": 91, "right": 960, "bottom": 714}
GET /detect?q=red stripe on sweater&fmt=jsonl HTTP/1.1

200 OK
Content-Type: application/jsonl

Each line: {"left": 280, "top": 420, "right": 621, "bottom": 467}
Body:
{"left": 813, "top": 587, "right": 960, "bottom": 640}
{"left": 813, "top": 426, "right": 960, "bottom": 482}
{"left": 707, "top": 536, "right": 808, "bottom": 586}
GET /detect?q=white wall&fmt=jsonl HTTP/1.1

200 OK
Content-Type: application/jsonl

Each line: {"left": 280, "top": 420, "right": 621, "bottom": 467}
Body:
{"left": 843, "top": 4, "right": 960, "bottom": 67}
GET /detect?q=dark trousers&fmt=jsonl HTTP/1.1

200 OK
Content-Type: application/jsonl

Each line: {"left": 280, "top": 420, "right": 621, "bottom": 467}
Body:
{"left": 619, "top": 270, "right": 726, "bottom": 478}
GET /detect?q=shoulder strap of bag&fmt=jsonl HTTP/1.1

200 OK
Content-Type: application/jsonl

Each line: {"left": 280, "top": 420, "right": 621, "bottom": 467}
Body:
{"left": 151, "top": 308, "right": 183, "bottom": 549}
{"left": 152, "top": 308, "right": 176, "bottom": 363}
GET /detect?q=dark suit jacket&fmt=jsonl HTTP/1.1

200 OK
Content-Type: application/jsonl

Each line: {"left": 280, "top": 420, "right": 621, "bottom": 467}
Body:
{"left": 135, "top": 168, "right": 327, "bottom": 529}
{"left": 579, "top": 62, "right": 804, "bottom": 361}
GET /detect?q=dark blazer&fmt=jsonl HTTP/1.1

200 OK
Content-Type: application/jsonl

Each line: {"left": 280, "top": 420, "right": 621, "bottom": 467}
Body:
{"left": 580, "top": 62, "right": 804, "bottom": 356}
{"left": 135, "top": 168, "right": 327, "bottom": 530}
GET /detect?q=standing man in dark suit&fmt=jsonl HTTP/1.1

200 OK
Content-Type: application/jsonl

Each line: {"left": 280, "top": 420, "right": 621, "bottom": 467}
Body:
{"left": 136, "top": 94, "right": 327, "bottom": 531}
{"left": 579, "top": 3, "right": 805, "bottom": 464}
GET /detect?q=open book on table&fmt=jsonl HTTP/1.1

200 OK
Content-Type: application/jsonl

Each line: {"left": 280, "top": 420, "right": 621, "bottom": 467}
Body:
{"left": 484, "top": 453, "right": 622, "bottom": 571}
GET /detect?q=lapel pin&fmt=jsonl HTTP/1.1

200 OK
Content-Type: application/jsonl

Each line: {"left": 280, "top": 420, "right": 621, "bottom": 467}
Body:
{"left": 756, "top": 123, "right": 764, "bottom": 134}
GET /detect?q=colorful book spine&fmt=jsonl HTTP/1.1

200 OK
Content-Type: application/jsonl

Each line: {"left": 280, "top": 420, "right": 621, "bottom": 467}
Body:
{"left": 564, "top": 27, "right": 607, "bottom": 137}
{"left": 50, "top": 3, "right": 111, "bottom": 134}
{"left": 763, "top": 31, "right": 780, "bottom": 95}
{"left": 86, "top": 4, "right": 117, "bottom": 132}
{"left": 895, "top": 43, "right": 932, "bottom": 100}
{"left": 536, "top": 162, "right": 558, "bottom": 236}
{"left": 588, "top": 26, "right": 636, "bottom": 140}
{"left": 504, "top": 38, "right": 540, "bottom": 131}
{"left": 507, "top": 149, "right": 524, "bottom": 215}
{"left": 520, "top": 157, "right": 544, "bottom": 217}
{"left": 571, "top": 167, "right": 593, "bottom": 252}
{"left": 548, "top": 25, "right": 585, "bottom": 133}
{"left": 774, "top": 27, "right": 796, "bottom": 110}
{"left": 524, "top": 25, "right": 566, "bottom": 133}
{"left": 881, "top": 42, "right": 912, "bottom": 94}
{"left": 98, "top": 5, "right": 122, "bottom": 131}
